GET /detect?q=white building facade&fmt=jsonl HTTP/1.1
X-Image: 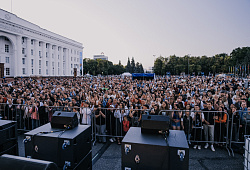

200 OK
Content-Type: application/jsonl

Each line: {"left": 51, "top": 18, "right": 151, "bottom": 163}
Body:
{"left": 0, "top": 9, "right": 83, "bottom": 77}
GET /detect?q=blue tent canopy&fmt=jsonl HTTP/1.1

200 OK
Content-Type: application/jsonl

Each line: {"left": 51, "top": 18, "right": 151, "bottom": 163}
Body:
{"left": 132, "top": 73, "right": 155, "bottom": 80}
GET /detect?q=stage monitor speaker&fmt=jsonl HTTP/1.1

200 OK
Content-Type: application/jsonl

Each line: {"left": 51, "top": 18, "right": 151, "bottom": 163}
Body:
{"left": 0, "top": 154, "right": 58, "bottom": 170}
{"left": 24, "top": 123, "right": 91, "bottom": 169}
{"left": 122, "top": 128, "right": 189, "bottom": 170}
{"left": 0, "top": 120, "right": 18, "bottom": 156}
{"left": 51, "top": 111, "right": 78, "bottom": 129}
{"left": 122, "top": 127, "right": 169, "bottom": 170}
{"left": 141, "top": 115, "right": 170, "bottom": 134}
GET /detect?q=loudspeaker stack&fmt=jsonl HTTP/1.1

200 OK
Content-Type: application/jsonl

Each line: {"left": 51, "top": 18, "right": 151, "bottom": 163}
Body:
{"left": 24, "top": 112, "right": 92, "bottom": 169}
{"left": 0, "top": 120, "right": 18, "bottom": 156}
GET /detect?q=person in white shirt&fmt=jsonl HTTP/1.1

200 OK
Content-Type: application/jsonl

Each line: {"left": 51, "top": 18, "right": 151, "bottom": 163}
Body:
{"left": 80, "top": 102, "right": 92, "bottom": 125}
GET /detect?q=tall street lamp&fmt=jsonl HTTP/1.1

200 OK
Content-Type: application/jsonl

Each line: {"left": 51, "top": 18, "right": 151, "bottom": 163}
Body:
{"left": 187, "top": 54, "right": 191, "bottom": 76}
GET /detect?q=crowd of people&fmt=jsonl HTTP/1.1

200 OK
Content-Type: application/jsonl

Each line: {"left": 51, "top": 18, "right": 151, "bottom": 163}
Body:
{"left": 0, "top": 75, "right": 250, "bottom": 151}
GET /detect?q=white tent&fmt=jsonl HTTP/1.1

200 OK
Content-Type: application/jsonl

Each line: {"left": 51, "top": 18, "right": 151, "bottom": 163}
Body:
{"left": 121, "top": 72, "right": 132, "bottom": 78}
{"left": 84, "top": 73, "right": 91, "bottom": 77}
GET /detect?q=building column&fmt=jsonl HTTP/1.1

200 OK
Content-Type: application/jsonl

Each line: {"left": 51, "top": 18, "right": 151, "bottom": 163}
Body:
{"left": 34, "top": 40, "right": 39, "bottom": 75}
{"left": 48, "top": 44, "right": 52, "bottom": 76}
{"left": 42, "top": 42, "right": 46, "bottom": 76}
{"left": 54, "top": 45, "right": 58, "bottom": 76}
{"left": 60, "top": 47, "right": 63, "bottom": 76}
{"left": 15, "top": 35, "right": 22, "bottom": 77}
{"left": 26, "top": 38, "right": 31, "bottom": 76}
{"left": 65, "top": 48, "right": 69, "bottom": 76}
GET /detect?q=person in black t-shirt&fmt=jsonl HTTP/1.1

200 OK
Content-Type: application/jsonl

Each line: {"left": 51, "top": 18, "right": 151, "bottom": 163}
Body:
{"left": 95, "top": 104, "right": 106, "bottom": 143}
{"left": 203, "top": 101, "right": 216, "bottom": 151}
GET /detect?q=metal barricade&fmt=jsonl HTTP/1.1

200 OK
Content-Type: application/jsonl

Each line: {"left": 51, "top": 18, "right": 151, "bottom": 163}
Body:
{"left": 243, "top": 135, "right": 250, "bottom": 170}
{"left": 0, "top": 102, "right": 237, "bottom": 156}
{"left": 229, "top": 110, "right": 250, "bottom": 157}
{"left": 159, "top": 109, "right": 231, "bottom": 155}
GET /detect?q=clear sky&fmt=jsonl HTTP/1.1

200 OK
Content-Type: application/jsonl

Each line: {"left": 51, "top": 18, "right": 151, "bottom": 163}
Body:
{"left": 1, "top": 0, "right": 250, "bottom": 70}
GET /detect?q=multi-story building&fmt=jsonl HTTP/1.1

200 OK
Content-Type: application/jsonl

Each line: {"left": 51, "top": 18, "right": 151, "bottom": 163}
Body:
{"left": 0, "top": 9, "right": 83, "bottom": 77}
{"left": 93, "top": 54, "right": 108, "bottom": 60}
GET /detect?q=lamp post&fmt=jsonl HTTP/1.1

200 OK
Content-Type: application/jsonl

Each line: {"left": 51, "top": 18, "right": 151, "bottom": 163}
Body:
{"left": 153, "top": 55, "right": 156, "bottom": 73}
{"left": 187, "top": 54, "right": 191, "bottom": 76}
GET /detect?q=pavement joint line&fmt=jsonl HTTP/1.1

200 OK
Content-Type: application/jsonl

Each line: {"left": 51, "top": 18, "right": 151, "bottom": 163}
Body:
{"left": 92, "top": 141, "right": 112, "bottom": 165}
{"left": 197, "top": 159, "right": 209, "bottom": 170}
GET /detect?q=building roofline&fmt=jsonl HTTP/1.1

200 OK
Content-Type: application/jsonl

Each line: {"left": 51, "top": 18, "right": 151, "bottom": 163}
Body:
{"left": 0, "top": 8, "right": 83, "bottom": 48}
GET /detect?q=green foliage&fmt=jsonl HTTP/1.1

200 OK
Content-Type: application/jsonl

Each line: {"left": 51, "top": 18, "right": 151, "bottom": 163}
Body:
{"left": 153, "top": 47, "right": 250, "bottom": 75}
{"left": 82, "top": 59, "right": 125, "bottom": 75}
{"left": 126, "top": 57, "right": 131, "bottom": 73}
{"left": 125, "top": 57, "right": 144, "bottom": 73}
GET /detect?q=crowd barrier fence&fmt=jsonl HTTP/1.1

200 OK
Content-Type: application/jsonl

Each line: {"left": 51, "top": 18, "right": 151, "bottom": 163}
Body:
{"left": 229, "top": 110, "right": 250, "bottom": 157}
{"left": 0, "top": 103, "right": 245, "bottom": 156}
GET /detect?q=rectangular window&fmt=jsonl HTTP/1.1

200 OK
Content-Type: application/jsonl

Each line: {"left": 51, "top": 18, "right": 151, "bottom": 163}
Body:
{"left": 32, "top": 69, "right": 33, "bottom": 74}
{"left": 46, "top": 69, "right": 48, "bottom": 75}
{"left": 22, "top": 48, "right": 25, "bottom": 54}
{"left": 31, "top": 49, "right": 33, "bottom": 55}
{"left": 71, "top": 57, "right": 72, "bottom": 61}
{"left": 6, "top": 68, "right": 10, "bottom": 75}
{"left": 39, "top": 69, "right": 41, "bottom": 74}
{"left": 22, "top": 68, "right": 25, "bottom": 74}
{"left": 58, "top": 68, "right": 59, "bottom": 74}
{"left": 74, "top": 57, "right": 76, "bottom": 61}
{"left": 46, "top": 44, "right": 48, "bottom": 48}
{"left": 5, "top": 57, "right": 9, "bottom": 63}
{"left": 58, "top": 47, "right": 60, "bottom": 51}
{"left": 58, "top": 55, "right": 59, "bottom": 59}
{"left": 31, "top": 59, "right": 34, "bottom": 67}
{"left": 31, "top": 40, "right": 34, "bottom": 45}
{"left": 39, "top": 60, "right": 41, "bottom": 68}
{"left": 58, "top": 62, "right": 59, "bottom": 67}
{"left": 46, "top": 52, "right": 48, "bottom": 58}
{"left": 52, "top": 69, "right": 54, "bottom": 75}
{"left": 39, "top": 42, "right": 41, "bottom": 46}
{"left": 39, "top": 51, "right": 41, "bottom": 57}
{"left": 52, "top": 62, "right": 54, "bottom": 67}
{"left": 5, "top": 45, "right": 9, "bottom": 53}
{"left": 22, "top": 37, "right": 25, "bottom": 43}
{"left": 46, "top": 61, "right": 48, "bottom": 67}
{"left": 22, "top": 58, "right": 25, "bottom": 64}
{"left": 71, "top": 64, "right": 72, "bottom": 68}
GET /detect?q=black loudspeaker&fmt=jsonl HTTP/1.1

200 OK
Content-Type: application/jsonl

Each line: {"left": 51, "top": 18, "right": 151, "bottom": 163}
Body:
{"left": 0, "top": 154, "right": 58, "bottom": 170}
{"left": 122, "top": 127, "right": 169, "bottom": 170}
{"left": 122, "top": 127, "right": 189, "bottom": 170}
{"left": 0, "top": 120, "right": 18, "bottom": 156}
{"left": 24, "top": 123, "right": 92, "bottom": 169}
{"left": 72, "top": 150, "right": 92, "bottom": 170}
{"left": 51, "top": 111, "right": 78, "bottom": 129}
{"left": 141, "top": 115, "right": 170, "bottom": 134}
{"left": 168, "top": 130, "right": 189, "bottom": 170}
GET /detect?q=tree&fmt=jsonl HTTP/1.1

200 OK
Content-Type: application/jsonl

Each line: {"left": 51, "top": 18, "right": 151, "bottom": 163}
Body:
{"left": 139, "top": 64, "right": 144, "bottom": 73}
{"left": 153, "top": 56, "right": 164, "bottom": 75}
{"left": 126, "top": 57, "right": 131, "bottom": 73}
{"left": 135, "top": 62, "right": 140, "bottom": 73}
{"left": 131, "top": 57, "right": 135, "bottom": 73}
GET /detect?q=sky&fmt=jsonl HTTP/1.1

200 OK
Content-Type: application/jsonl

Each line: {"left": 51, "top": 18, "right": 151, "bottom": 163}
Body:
{"left": 1, "top": 0, "right": 250, "bottom": 70}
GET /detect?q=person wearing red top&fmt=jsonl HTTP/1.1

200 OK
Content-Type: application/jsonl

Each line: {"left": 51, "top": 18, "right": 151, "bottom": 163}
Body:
{"left": 123, "top": 116, "right": 130, "bottom": 135}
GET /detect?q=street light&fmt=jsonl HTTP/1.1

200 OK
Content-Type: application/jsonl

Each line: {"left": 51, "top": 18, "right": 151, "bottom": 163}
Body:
{"left": 187, "top": 54, "right": 191, "bottom": 76}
